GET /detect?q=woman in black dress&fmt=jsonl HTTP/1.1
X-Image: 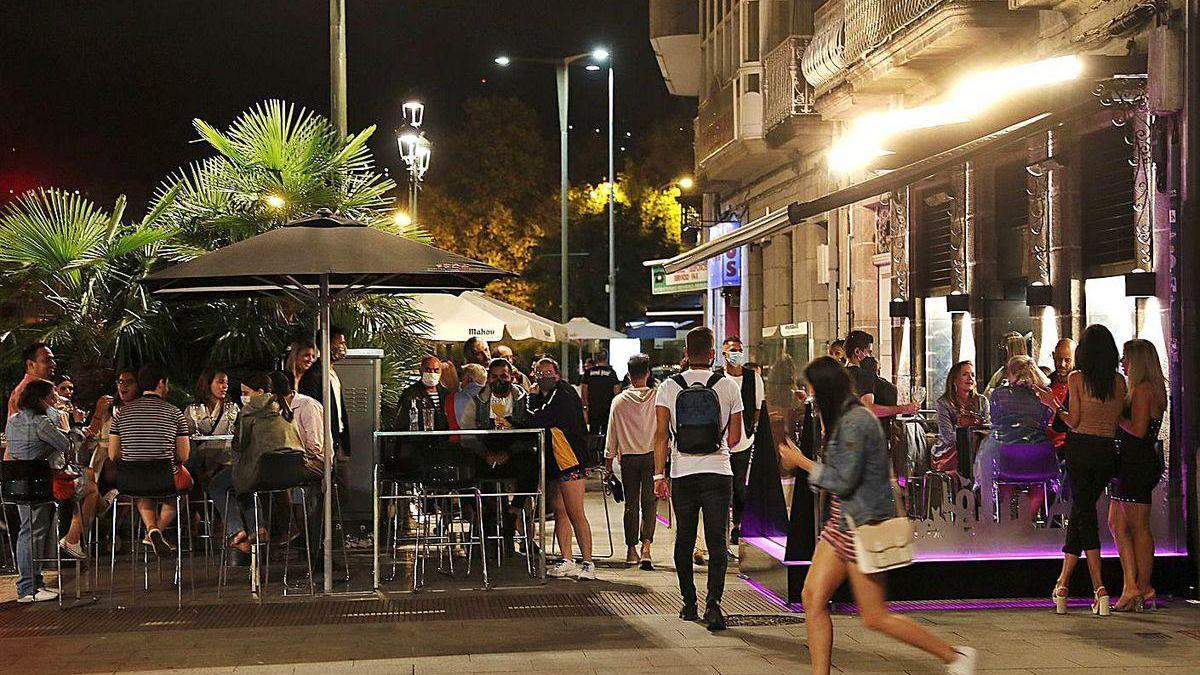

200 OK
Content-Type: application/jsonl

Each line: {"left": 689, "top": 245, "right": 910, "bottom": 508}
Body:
{"left": 1107, "top": 339, "right": 1167, "bottom": 611}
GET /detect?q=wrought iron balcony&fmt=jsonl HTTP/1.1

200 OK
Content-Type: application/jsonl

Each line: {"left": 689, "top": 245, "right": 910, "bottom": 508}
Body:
{"left": 763, "top": 36, "right": 818, "bottom": 131}
{"left": 696, "top": 82, "right": 736, "bottom": 163}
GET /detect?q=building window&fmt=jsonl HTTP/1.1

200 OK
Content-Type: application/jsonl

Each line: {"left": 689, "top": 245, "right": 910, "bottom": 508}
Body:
{"left": 924, "top": 296, "right": 952, "bottom": 407}
{"left": 745, "top": 1, "right": 760, "bottom": 62}
{"left": 915, "top": 182, "right": 955, "bottom": 296}
{"left": 1081, "top": 126, "right": 1135, "bottom": 275}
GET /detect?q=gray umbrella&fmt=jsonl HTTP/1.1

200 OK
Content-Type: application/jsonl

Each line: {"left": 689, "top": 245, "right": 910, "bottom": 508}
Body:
{"left": 142, "top": 213, "right": 512, "bottom": 593}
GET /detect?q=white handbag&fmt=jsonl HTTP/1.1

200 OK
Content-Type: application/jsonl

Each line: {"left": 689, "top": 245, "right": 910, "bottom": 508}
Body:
{"left": 843, "top": 473, "right": 914, "bottom": 575}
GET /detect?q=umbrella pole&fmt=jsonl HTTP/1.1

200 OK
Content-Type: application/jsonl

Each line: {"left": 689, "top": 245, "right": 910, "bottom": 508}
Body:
{"left": 320, "top": 275, "right": 334, "bottom": 594}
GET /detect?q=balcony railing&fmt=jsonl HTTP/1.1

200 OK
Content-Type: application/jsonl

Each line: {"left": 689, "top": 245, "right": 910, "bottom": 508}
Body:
{"left": 843, "top": 0, "right": 997, "bottom": 62}
{"left": 696, "top": 82, "right": 736, "bottom": 162}
{"left": 802, "top": 14, "right": 847, "bottom": 91}
{"left": 763, "top": 36, "right": 818, "bottom": 130}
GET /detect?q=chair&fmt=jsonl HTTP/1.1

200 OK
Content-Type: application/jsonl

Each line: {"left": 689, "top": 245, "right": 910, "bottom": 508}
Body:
{"left": 992, "top": 441, "right": 1059, "bottom": 522}
{"left": 217, "top": 452, "right": 319, "bottom": 599}
{"left": 108, "top": 459, "right": 191, "bottom": 608}
{"left": 1, "top": 459, "right": 65, "bottom": 607}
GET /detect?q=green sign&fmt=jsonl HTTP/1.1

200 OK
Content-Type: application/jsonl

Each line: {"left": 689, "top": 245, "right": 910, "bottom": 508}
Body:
{"left": 651, "top": 262, "right": 707, "bottom": 295}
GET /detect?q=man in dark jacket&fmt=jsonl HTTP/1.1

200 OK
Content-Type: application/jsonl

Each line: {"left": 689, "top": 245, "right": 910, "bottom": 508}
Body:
{"left": 397, "top": 355, "right": 452, "bottom": 431}
{"left": 298, "top": 327, "right": 351, "bottom": 454}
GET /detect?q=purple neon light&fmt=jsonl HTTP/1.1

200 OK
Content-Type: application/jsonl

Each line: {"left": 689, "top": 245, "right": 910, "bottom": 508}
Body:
{"left": 741, "top": 536, "right": 1186, "bottom": 565}
{"left": 656, "top": 514, "right": 670, "bottom": 527}
{"left": 739, "top": 574, "right": 803, "bottom": 612}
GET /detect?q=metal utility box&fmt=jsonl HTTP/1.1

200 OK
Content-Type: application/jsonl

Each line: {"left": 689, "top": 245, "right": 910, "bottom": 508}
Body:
{"left": 333, "top": 348, "right": 382, "bottom": 522}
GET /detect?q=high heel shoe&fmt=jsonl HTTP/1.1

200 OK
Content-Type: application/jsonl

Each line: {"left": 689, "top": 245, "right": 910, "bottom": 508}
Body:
{"left": 1092, "top": 586, "right": 1110, "bottom": 616}
{"left": 1052, "top": 584, "right": 1069, "bottom": 615}
{"left": 1142, "top": 590, "right": 1158, "bottom": 611}
{"left": 1111, "top": 594, "right": 1142, "bottom": 613}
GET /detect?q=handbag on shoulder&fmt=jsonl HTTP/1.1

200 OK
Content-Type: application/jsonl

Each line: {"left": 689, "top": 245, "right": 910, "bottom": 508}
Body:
{"left": 843, "top": 471, "right": 914, "bottom": 574}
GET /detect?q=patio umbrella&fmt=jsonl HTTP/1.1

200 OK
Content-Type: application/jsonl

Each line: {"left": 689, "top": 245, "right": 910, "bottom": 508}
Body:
{"left": 460, "top": 291, "right": 566, "bottom": 342}
{"left": 565, "top": 317, "right": 625, "bottom": 340}
{"left": 407, "top": 293, "right": 506, "bottom": 343}
{"left": 142, "top": 213, "right": 512, "bottom": 592}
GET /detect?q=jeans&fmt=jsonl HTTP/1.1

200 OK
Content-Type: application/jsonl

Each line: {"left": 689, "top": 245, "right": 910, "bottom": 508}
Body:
{"left": 730, "top": 449, "right": 751, "bottom": 530}
{"left": 208, "top": 467, "right": 249, "bottom": 539}
{"left": 618, "top": 453, "right": 657, "bottom": 548}
{"left": 672, "top": 473, "right": 732, "bottom": 609}
{"left": 1062, "top": 432, "right": 1118, "bottom": 556}
{"left": 16, "top": 503, "right": 55, "bottom": 597}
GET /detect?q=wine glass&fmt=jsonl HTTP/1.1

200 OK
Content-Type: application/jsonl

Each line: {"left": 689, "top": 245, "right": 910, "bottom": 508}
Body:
{"left": 910, "top": 385, "right": 927, "bottom": 409}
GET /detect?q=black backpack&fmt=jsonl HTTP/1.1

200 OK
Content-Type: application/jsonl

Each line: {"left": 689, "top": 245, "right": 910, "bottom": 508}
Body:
{"left": 671, "top": 373, "right": 726, "bottom": 455}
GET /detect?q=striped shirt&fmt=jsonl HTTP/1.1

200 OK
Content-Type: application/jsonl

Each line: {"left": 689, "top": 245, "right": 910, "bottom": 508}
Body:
{"left": 112, "top": 394, "right": 188, "bottom": 471}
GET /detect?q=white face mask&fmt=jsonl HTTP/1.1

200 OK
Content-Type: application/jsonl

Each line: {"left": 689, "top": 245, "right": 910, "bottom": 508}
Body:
{"left": 421, "top": 372, "right": 440, "bottom": 387}
{"left": 726, "top": 351, "right": 746, "bottom": 367}
{"left": 240, "top": 395, "right": 251, "bottom": 406}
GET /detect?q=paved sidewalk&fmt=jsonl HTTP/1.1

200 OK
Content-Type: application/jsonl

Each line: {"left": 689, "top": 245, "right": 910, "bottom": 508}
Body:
{"left": 2, "top": 483, "right": 1197, "bottom": 674}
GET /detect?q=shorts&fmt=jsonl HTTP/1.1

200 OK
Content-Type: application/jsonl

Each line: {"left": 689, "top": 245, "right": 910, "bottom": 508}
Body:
{"left": 558, "top": 466, "right": 588, "bottom": 482}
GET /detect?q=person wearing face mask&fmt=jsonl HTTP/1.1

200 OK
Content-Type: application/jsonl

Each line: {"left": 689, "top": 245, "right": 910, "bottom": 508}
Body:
{"left": 471, "top": 358, "right": 536, "bottom": 554}
{"left": 716, "top": 337, "right": 764, "bottom": 546}
{"left": 492, "top": 344, "right": 532, "bottom": 390}
{"left": 397, "top": 355, "right": 452, "bottom": 431}
{"left": 523, "top": 357, "right": 595, "bottom": 580}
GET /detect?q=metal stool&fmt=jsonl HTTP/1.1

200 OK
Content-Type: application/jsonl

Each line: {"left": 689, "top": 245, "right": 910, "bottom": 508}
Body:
{"left": 0, "top": 459, "right": 69, "bottom": 607}
{"left": 108, "top": 459, "right": 192, "bottom": 608}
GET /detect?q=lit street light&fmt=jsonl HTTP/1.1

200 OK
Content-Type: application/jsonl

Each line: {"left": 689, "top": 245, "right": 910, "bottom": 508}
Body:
{"left": 397, "top": 101, "right": 432, "bottom": 226}
{"left": 264, "top": 194, "right": 286, "bottom": 209}
{"left": 393, "top": 211, "right": 413, "bottom": 227}
{"left": 677, "top": 176, "right": 695, "bottom": 190}
{"left": 494, "top": 47, "right": 615, "bottom": 353}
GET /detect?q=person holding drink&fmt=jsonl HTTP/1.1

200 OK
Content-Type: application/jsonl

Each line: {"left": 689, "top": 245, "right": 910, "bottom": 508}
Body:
{"left": 930, "top": 361, "right": 989, "bottom": 475}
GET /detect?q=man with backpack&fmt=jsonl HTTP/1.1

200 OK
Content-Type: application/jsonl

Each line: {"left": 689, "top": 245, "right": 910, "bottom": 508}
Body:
{"left": 653, "top": 327, "right": 743, "bottom": 631}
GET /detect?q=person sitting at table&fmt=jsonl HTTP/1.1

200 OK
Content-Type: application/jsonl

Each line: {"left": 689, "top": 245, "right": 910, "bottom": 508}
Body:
{"left": 930, "top": 360, "right": 989, "bottom": 475}
{"left": 208, "top": 373, "right": 306, "bottom": 554}
{"left": 975, "top": 356, "right": 1056, "bottom": 520}
{"left": 397, "top": 355, "right": 451, "bottom": 431}
{"left": 184, "top": 368, "right": 239, "bottom": 482}
{"left": 984, "top": 332, "right": 1028, "bottom": 397}
{"left": 52, "top": 373, "right": 87, "bottom": 428}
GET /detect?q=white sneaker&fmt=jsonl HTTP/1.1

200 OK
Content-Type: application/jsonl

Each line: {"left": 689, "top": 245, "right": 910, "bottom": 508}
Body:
{"left": 546, "top": 559, "right": 578, "bottom": 578}
{"left": 947, "top": 646, "right": 977, "bottom": 675}
{"left": 17, "top": 588, "right": 59, "bottom": 604}
{"left": 60, "top": 537, "right": 87, "bottom": 560}
{"left": 577, "top": 561, "right": 597, "bottom": 580}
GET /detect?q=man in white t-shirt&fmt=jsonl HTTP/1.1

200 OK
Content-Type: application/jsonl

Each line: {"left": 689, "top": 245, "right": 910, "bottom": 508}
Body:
{"left": 654, "top": 326, "right": 743, "bottom": 632}
{"left": 719, "top": 336, "right": 765, "bottom": 546}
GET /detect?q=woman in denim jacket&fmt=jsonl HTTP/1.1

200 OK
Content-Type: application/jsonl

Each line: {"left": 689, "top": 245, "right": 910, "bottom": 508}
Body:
{"left": 792, "top": 357, "right": 976, "bottom": 675}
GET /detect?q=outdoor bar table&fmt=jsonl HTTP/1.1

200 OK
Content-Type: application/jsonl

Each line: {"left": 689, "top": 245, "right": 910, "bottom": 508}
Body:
{"left": 372, "top": 428, "right": 547, "bottom": 592}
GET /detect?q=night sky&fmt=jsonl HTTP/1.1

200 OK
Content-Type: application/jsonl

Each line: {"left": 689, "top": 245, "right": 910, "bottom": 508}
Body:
{"left": 1, "top": 1, "right": 691, "bottom": 213}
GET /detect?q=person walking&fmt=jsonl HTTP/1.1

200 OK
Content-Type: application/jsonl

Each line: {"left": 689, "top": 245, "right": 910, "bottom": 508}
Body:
{"left": 605, "top": 354, "right": 659, "bottom": 569}
{"left": 793, "top": 356, "right": 976, "bottom": 675}
{"left": 1038, "top": 324, "right": 1126, "bottom": 616}
{"left": 581, "top": 350, "right": 620, "bottom": 435}
{"left": 653, "top": 327, "right": 743, "bottom": 631}
{"left": 1106, "top": 339, "right": 1167, "bottom": 611}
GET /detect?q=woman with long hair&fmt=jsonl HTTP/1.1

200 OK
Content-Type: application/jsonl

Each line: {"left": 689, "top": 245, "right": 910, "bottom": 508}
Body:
{"left": 1039, "top": 324, "right": 1126, "bottom": 615}
{"left": 792, "top": 357, "right": 976, "bottom": 675}
{"left": 184, "top": 368, "right": 239, "bottom": 481}
{"left": 977, "top": 356, "right": 1055, "bottom": 519}
{"left": 1106, "top": 339, "right": 1167, "bottom": 611}
{"left": 930, "top": 361, "right": 989, "bottom": 474}
{"left": 286, "top": 340, "right": 320, "bottom": 393}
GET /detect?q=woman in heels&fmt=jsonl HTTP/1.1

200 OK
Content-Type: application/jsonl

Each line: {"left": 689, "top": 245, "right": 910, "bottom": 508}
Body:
{"left": 1039, "top": 325, "right": 1125, "bottom": 616}
{"left": 1107, "top": 340, "right": 1167, "bottom": 611}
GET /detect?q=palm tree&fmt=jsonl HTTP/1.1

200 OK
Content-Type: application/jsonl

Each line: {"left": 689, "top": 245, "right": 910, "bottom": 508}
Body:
{"left": 0, "top": 187, "right": 179, "bottom": 392}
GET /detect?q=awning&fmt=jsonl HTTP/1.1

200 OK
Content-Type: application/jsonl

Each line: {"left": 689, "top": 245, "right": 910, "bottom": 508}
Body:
{"left": 663, "top": 90, "right": 1104, "bottom": 274}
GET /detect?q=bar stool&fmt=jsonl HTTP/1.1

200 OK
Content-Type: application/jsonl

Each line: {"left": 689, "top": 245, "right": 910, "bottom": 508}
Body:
{"left": 992, "top": 441, "right": 1059, "bottom": 522}
{"left": 1, "top": 459, "right": 65, "bottom": 607}
{"left": 108, "top": 459, "right": 192, "bottom": 608}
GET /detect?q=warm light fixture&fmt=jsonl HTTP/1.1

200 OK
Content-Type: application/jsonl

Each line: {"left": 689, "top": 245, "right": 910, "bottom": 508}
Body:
{"left": 493, "top": 56, "right": 510, "bottom": 66}
{"left": 393, "top": 211, "right": 413, "bottom": 227}
{"left": 591, "top": 47, "right": 610, "bottom": 62}
{"left": 263, "top": 194, "right": 286, "bottom": 209}
{"left": 828, "top": 55, "right": 1084, "bottom": 173}
{"left": 402, "top": 100, "right": 425, "bottom": 128}
{"left": 677, "top": 176, "right": 695, "bottom": 190}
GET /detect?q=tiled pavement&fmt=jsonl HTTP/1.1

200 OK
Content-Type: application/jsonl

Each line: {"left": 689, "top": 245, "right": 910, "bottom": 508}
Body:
{"left": 2, "top": 486, "right": 1198, "bottom": 674}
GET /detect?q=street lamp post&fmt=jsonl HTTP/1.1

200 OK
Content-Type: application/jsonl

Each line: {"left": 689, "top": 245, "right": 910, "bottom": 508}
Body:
{"left": 398, "top": 102, "right": 431, "bottom": 226}
{"left": 495, "top": 48, "right": 610, "bottom": 369}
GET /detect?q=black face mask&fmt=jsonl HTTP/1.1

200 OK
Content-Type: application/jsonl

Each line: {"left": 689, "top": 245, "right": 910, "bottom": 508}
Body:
{"left": 860, "top": 356, "right": 880, "bottom": 376}
{"left": 491, "top": 380, "right": 512, "bottom": 396}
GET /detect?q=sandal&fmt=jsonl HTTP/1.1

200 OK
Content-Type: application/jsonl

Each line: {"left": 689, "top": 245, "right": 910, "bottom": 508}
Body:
{"left": 226, "top": 532, "right": 251, "bottom": 554}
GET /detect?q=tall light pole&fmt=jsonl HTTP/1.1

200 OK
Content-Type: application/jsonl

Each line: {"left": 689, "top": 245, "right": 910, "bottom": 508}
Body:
{"left": 606, "top": 64, "right": 616, "bottom": 330}
{"left": 398, "top": 102, "right": 431, "bottom": 226}
{"left": 330, "top": 0, "right": 347, "bottom": 139}
{"left": 495, "top": 47, "right": 610, "bottom": 369}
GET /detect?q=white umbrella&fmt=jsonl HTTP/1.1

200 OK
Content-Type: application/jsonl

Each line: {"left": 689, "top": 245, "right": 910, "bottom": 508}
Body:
{"left": 566, "top": 317, "right": 626, "bottom": 340}
{"left": 407, "top": 293, "right": 506, "bottom": 342}
{"left": 461, "top": 291, "right": 565, "bottom": 342}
